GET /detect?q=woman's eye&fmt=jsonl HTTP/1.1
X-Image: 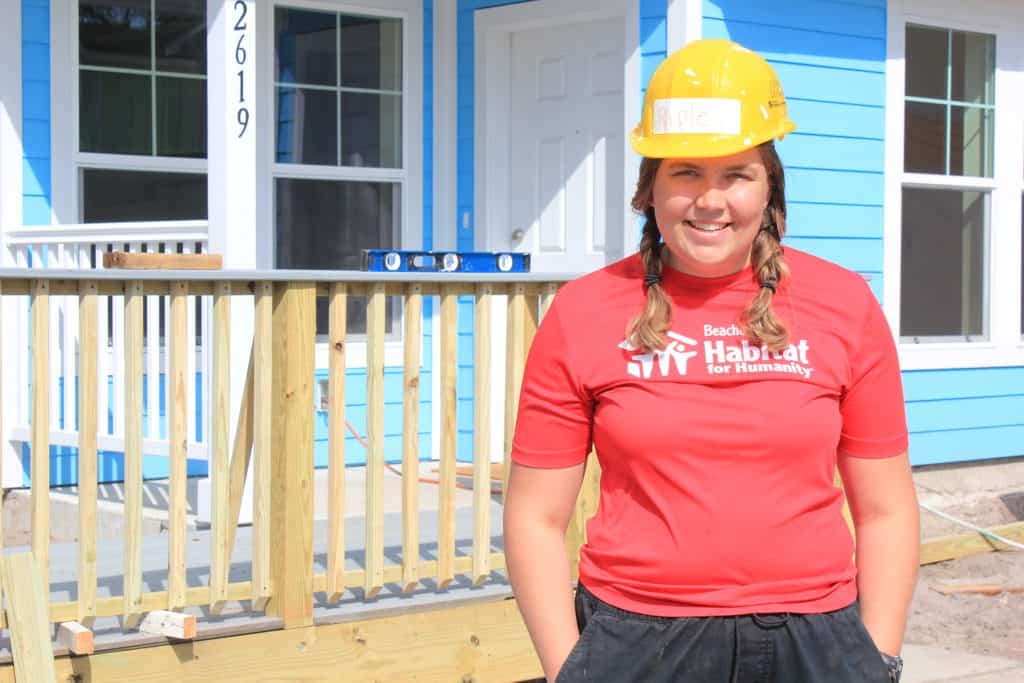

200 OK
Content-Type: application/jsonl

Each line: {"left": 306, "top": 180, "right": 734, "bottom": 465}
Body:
{"left": 728, "top": 173, "right": 751, "bottom": 180}
{"left": 673, "top": 170, "right": 697, "bottom": 177}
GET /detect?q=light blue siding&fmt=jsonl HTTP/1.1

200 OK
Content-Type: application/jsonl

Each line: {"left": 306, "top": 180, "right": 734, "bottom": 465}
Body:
{"left": 22, "top": 0, "right": 50, "bottom": 226}
{"left": 901, "top": 368, "right": 1024, "bottom": 464}
{"left": 707, "top": 2, "right": 1022, "bottom": 466}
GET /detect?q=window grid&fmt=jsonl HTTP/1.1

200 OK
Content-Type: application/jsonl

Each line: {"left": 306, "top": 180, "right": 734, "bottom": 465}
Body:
{"left": 79, "top": 0, "right": 208, "bottom": 159}
{"left": 901, "top": 23, "right": 997, "bottom": 341}
{"left": 904, "top": 25, "right": 994, "bottom": 179}
{"left": 274, "top": 10, "right": 402, "bottom": 169}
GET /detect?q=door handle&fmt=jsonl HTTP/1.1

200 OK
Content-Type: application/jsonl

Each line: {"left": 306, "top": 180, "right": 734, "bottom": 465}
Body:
{"left": 511, "top": 229, "right": 525, "bottom": 242}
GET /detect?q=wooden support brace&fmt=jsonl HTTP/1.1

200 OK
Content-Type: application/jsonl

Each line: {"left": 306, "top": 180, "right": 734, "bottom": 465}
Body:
{"left": 0, "top": 553, "right": 58, "bottom": 683}
{"left": 138, "top": 610, "right": 197, "bottom": 640}
{"left": 102, "top": 252, "right": 223, "bottom": 270}
{"left": 57, "top": 622, "right": 94, "bottom": 655}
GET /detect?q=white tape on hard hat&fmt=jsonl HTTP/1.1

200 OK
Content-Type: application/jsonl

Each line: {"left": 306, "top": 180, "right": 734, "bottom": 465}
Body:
{"left": 652, "top": 98, "right": 742, "bottom": 136}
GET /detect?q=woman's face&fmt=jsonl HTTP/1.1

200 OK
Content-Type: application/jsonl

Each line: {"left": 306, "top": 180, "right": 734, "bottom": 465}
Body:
{"left": 649, "top": 147, "right": 771, "bottom": 278}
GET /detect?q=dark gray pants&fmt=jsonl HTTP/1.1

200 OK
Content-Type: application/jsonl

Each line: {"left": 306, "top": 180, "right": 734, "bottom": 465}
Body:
{"left": 555, "top": 583, "right": 890, "bottom": 682}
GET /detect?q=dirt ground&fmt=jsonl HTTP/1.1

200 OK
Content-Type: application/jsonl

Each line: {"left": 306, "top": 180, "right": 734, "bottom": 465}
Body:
{"left": 905, "top": 490, "right": 1024, "bottom": 663}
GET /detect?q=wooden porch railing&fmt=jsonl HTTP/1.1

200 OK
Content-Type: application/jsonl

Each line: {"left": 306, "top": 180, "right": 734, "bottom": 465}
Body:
{"left": 0, "top": 269, "right": 599, "bottom": 642}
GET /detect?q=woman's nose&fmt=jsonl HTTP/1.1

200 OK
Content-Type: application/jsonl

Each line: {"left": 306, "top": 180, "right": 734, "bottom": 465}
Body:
{"left": 694, "top": 185, "right": 727, "bottom": 211}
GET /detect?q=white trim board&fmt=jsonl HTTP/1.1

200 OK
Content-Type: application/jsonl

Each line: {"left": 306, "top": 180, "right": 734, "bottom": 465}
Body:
{"left": 0, "top": 0, "right": 24, "bottom": 484}
{"left": 667, "top": 0, "right": 702, "bottom": 51}
{"left": 883, "top": 0, "right": 1024, "bottom": 371}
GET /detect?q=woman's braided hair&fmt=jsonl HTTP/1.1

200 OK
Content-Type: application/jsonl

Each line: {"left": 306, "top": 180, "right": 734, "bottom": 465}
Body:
{"left": 625, "top": 142, "right": 790, "bottom": 353}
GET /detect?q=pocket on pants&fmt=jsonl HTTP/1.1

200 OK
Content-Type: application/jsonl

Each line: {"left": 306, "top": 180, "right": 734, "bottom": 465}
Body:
{"left": 555, "top": 617, "right": 600, "bottom": 683}
{"left": 843, "top": 604, "right": 892, "bottom": 682}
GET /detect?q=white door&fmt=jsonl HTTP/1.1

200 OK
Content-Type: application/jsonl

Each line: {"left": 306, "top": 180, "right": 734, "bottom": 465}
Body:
{"left": 499, "top": 17, "right": 625, "bottom": 274}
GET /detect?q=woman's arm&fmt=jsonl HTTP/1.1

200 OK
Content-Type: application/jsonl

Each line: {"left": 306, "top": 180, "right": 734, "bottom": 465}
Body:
{"left": 837, "top": 451, "right": 920, "bottom": 656}
{"left": 504, "top": 460, "right": 588, "bottom": 682}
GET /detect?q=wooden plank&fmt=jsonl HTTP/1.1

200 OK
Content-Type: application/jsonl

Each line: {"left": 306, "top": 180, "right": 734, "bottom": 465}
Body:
{"left": 30, "top": 280, "right": 50, "bottom": 594}
{"left": 252, "top": 281, "right": 273, "bottom": 610}
{"left": 222, "top": 344, "right": 253, "bottom": 573}
{"left": 210, "top": 281, "right": 231, "bottom": 613}
{"left": 48, "top": 582, "right": 256, "bottom": 623}
{"left": 32, "top": 597, "right": 540, "bottom": 683}
{"left": 437, "top": 286, "right": 458, "bottom": 590}
{"left": 123, "top": 280, "right": 145, "bottom": 629}
{"left": 503, "top": 285, "right": 527, "bottom": 505}
{"left": 472, "top": 283, "right": 493, "bottom": 585}
{"left": 268, "top": 282, "right": 315, "bottom": 629}
{"left": 364, "top": 282, "right": 386, "bottom": 600}
{"left": 138, "top": 610, "right": 197, "bottom": 640}
{"left": 311, "top": 552, "right": 508, "bottom": 594}
{"left": 401, "top": 284, "right": 423, "bottom": 593}
{"left": 102, "top": 252, "right": 223, "bottom": 270}
{"left": 0, "top": 553, "right": 57, "bottom": 683}
{"left": 539, "top": 282, "right": 559, "bottom": 320}
{"left": 145, "top": 249, "right": 160, "bottom": 442}
{"left": 920, "top": 521, "right": 1024, "bottom": 565}
{"left": 167, "top": 281, "right": 189, "bottom": 612}
{"left": 326, "top": 283, "right": 348, "bottom": 603}
{"left": 57, "top": 621, "right": 94, "bottom": 655}
{"left": 77, "top": 281, "right": 99, "bottom": 625}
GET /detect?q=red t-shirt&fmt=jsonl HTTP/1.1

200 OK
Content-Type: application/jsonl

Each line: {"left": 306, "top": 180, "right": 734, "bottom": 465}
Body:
{"left": 510, "top": 248, "right": 908, "bottom": 616}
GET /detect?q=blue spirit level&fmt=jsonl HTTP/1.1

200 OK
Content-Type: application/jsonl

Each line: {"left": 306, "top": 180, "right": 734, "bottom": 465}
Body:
{"left": 361, "top": 250, "right": 531, "bottom": 273}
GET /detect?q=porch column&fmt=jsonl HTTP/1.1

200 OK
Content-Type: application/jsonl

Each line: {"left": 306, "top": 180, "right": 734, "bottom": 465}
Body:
{"left": 202, "top": 0, "right": 265, "bottom": 522}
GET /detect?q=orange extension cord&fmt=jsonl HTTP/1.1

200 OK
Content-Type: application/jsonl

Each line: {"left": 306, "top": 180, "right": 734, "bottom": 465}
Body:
{"left": 344, "top": 420, "right": 504, "bottom": 495}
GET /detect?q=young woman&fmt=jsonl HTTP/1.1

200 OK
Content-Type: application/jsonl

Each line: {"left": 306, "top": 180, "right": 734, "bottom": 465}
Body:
{"left": 504, "top": 39, "right": 919, "bottom": 683}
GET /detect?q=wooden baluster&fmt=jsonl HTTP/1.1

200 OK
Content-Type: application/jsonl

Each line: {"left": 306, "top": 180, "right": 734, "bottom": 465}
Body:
{"left": 124, "top": 280, "right": 144, "bottom": 628}
{"left": 503, "top": 284, "right": 528, "bottom": 505}
{"left": 252, "top": 281, "right": 273, "bottom": 610}
{"left": 401, "top": 283, "right": 423, "bottom": 592}
{"left": 326, "top": 282, "right": 348, "bottom": 603}
{"left": 168, "top": 281, "right": 189, "bottom": 612}
{"left": 472, "top": 283, "right": 493, "bottom": 585}
{"left": 268, "top": 282, "right": 315, "bottom": 628}
{"left": 437, "top": 286, "right": 458, "bottom": 590}
{"left": 364, "top": 282, "right": 386, "bottom": 600}
{"left": 78, "top": 281, "right": 99, "bottom": 626}
{"left": 145, "top": 244, "right": 160, "bottom": 443}
{"left": 210, "top": 281, "right": 231, "bottom": 613}
{"left": 30, "top": 280, "right": 50, "bottom": 605}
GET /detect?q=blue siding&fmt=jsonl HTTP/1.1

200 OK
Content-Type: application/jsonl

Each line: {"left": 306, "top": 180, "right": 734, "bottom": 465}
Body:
{"left": 22, "top": 0, "right": 50, "bottom": 226}
{"left": 902, "top": 368, "right": 1024, "bottom": 465}
{"left": 704, "top": 0, "right": 886, "bottom": 281}
{"left": 706, "top": 1, "right": 1023, "bottom": 467}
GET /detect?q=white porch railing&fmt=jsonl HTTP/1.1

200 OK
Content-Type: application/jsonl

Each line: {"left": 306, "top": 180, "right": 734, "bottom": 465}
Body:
{"left": 3, "top": 221, "right": 210, "bottom": 486}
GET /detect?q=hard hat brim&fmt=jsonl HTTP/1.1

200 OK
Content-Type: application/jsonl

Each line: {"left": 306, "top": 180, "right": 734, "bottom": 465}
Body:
{"left": 630, "top": 121, "right": 797, "bottom": 159}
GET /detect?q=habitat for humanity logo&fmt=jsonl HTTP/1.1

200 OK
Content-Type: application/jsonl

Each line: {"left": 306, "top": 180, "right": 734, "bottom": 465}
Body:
{"left": 619, "top": 324, "right": 815, "bottom": 380}
{"left": 619, "top": 331, "right": 699, "bottom": 379}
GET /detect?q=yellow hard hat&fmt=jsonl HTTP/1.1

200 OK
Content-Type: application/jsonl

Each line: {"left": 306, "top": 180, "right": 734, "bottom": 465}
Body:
{"left": 631, "top": 39, "right": 797, "bottom": 159}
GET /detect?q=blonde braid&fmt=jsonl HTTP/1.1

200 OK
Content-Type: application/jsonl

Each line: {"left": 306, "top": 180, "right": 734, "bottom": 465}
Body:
{"left": 625, "top": 208, "right": 672, "bottom": 352}
{"left": 741, "top": 148, "right": 790, "bottom": 351}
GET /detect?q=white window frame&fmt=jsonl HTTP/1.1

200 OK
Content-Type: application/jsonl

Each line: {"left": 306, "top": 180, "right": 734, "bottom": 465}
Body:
{"left": 51, "top": 1, "right": 210, "bottom": 225}
{"left": 262, "top": 0, "right": 422, "bottom": 368}
{"left": 884, "top": 0, "right": 1024, "bottom": 370}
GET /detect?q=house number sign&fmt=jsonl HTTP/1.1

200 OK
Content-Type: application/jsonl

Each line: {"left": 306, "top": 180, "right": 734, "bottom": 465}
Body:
{"left": 234, "top": 0, "right": 250, "bottom": 138}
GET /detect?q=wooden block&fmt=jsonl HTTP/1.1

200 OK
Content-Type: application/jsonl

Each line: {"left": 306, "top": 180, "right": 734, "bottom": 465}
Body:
{"left": 920, "top": 521, "right": 1024, "bottom": 565}
{"left": 931, "top": 582, "right": 1024, "bottom": 596}
{"left": 102, "top": 252, "right": 223, "bottom": 270}
{"left": 0, "top": 553, "right": 57, "bottom": 683}
{"left": 57, "top": 622, "right": 94, "bottom": 655}
{"left": 138, "top": 610, "right": 197, "bottom": 640}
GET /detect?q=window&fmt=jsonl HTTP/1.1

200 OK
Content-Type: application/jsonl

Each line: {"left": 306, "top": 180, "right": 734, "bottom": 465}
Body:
{"left": 273, "top": 7, "right": 405, "bottom": 335}
{"left": 887, "top": 3, "right": 1024, "bottom": 369}
{"left": 900, "top": 25, "right": 995, "bottom": 341}
{"left": 77, "top": 0, "right": 207, "bottom": 221}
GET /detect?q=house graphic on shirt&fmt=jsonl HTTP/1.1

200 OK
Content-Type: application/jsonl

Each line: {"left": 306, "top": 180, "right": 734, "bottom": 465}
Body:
{"left": 619, "top": 331, "right": 699, "bottom": 379}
